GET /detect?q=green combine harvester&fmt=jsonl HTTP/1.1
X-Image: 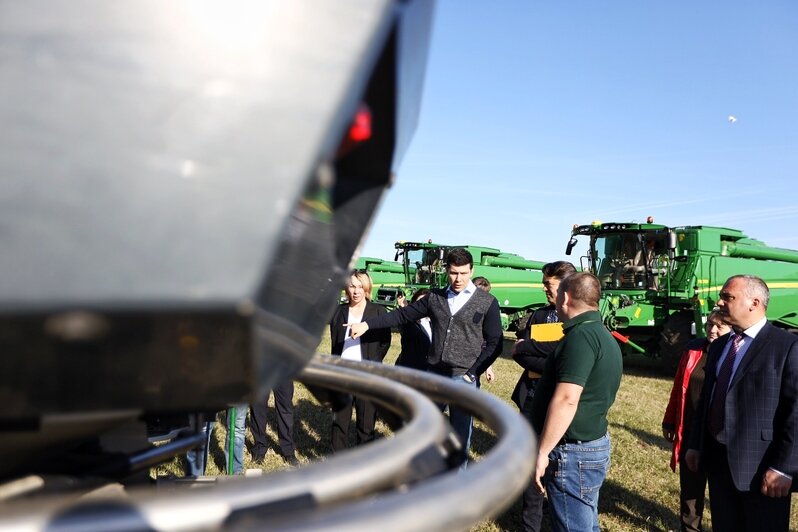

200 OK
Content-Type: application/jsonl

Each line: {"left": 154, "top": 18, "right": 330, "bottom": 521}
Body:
{"left": 356, "top": 241, "right": 550, "bottom": 329}
{"left": 565, "top": 219, "right": 798, "bottom": 369}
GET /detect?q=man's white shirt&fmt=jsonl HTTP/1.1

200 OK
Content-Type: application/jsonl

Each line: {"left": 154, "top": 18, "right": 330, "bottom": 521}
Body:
{"left": 447, "top": 281, "right": 477, "bottom": 315}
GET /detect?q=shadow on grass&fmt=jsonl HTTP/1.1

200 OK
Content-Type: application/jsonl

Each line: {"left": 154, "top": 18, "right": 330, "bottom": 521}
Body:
{"left": 600, "top": 477, "right": 678, "bottom": 531}
{"left": 470, "top": 422, "right": 496, "bottom": 458}
{"left": 622, "top": 353, "right": 675, "bottom": 380}
{"left": 208, "top": 423, "right": 227, "bottom": 472}
{"left": 609, "top": 421, "right": 670, "bottom": 453}
{"left": 289, "top": 397, "right": 335, "bottom": 459}
{"left": 293, "top": 396, "right": 397, "bottom": 459}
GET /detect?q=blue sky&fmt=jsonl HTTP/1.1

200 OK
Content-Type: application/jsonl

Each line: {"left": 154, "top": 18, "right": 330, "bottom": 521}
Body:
{"left": 361, "top": 1, "right": 798, "bottom": 265}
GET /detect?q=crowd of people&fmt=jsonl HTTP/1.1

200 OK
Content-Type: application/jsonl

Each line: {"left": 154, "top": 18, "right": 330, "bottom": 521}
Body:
{"left": 183, "top": 249, "right": 798, "bottom": 532}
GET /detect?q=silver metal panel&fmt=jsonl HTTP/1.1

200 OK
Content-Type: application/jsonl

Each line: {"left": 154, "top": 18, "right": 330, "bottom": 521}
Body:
{"left": 0, "top": 0, "right": 392, "bottom": 306}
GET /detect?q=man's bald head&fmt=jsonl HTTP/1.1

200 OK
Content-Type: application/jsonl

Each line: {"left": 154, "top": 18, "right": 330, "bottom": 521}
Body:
{"left": 557, "top": 272, "right": 601, "bottom": 319}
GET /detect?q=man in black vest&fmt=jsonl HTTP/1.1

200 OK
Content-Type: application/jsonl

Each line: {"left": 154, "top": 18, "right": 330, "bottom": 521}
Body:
{"left": 347, "top": 248, "right": 503, "bottom": 467}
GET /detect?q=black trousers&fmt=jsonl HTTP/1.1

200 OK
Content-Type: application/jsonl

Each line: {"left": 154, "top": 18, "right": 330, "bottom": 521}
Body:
{"left": 250, "top": 380, "right": 295, "bottom": 458}
{"left": 678, "top": 452, "right": 707, "bottom": 532}
{"left": 520, "top": 380, "right": 545, "bottom": 532}
{"left": 704, "top": 436, "right": 790, "bottom": 532}
{"left": 331, "top": 395, "right": 377, "bottom": 451}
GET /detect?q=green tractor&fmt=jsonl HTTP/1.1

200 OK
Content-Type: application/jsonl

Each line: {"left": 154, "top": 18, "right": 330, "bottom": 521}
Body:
{"left": 356, "top": 241, "right": 551, "bottom": 330}
{"left": 565, "top": 219, "right": 798, "bottom": 369}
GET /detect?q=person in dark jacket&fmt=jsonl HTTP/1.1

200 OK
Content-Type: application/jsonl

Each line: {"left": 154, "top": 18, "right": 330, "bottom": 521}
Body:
{"left": 662, "top": 310, "right": 730, "bottom": 532}
{"left": 513, "top": 260, "right": 576, "bottom": 532}
{"left": 394, "top": 288, "right": 431, "bottom": 371}
{"left": 685, "top": 276, "right": 798, "bottom": 532}
{"left": 472, "top": 276, "right": 496, "bottom": 386}
{"left": 328, "top": 270, "right": 391, "bottom": 451}
{"left": 512, "top": 261, "right": 577, "bottom": 410}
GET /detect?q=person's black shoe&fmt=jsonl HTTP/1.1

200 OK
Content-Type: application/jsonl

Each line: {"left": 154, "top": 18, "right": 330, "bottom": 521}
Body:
{"left": 251, "top": 452, "right": 266, "bottom": 465}
{"left": 281, "top": 452, "right": 299, "bottom": 467}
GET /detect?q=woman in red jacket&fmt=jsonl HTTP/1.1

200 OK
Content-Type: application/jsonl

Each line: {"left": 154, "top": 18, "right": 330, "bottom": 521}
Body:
{"left": 662, "top": 310, "right": 730, "bottom": 532}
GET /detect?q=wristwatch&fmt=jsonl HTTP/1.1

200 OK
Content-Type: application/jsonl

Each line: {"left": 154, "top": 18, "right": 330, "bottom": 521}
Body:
{"left": 463, "top": 372, "right": 476, "bottom": 383}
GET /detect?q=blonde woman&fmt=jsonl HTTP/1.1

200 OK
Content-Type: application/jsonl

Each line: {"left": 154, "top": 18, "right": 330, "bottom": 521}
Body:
{"left": 328, "top": 271, "right": 391, "bottom": 450}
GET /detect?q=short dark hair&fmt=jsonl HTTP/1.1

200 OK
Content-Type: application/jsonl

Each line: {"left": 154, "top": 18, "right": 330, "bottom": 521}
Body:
{"left": 542, "top": 261, "right": 577, "bottom": 280}
{"left": 472, "top": 276, "right": 491, "bottom": 292}
{"left": 559, "top": 272, "right": 600, "bottom": 308}
{"left": 445, "top": 248, "right": 473, "bottom": 269}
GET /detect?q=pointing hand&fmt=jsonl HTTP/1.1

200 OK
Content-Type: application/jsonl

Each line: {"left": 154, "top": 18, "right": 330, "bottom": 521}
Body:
{"left": 345, "top": 321, "right": 370, "bottom": 339}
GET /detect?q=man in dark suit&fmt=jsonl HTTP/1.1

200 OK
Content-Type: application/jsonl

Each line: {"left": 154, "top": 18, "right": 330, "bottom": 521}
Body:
{"left": 685, "top": 275, "right": 798, "bottom": 531}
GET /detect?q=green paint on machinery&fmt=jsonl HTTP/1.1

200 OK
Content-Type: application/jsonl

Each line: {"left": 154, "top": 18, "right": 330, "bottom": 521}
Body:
{"left": 355, "top": 241, "right": 549, "bottom": 329}
{"left": 566, "top": 219, "right": 798, "bottom": 370}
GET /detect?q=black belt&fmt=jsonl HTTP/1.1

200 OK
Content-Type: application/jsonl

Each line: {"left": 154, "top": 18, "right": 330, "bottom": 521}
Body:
{"left": 558, "top": 436, "right": 596, "bottom": 446}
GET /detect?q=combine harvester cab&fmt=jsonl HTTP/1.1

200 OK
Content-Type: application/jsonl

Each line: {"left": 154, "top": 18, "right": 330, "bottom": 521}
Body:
{"left": 365, "top": 241, "right": 550, "bottom": 330}
{"left": 566, "top": 219, "right": 798, "bottom": 370}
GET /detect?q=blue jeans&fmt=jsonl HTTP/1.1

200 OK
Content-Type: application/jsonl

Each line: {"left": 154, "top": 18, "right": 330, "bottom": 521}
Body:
{"left": 224, "top": 404, "right": 248, "bottom": 475}
{"left": 544, "top": 433, "right": 611, "bottom": 532}
{"left": 446, "top": 375, "right": 477, "bottom": 469}
{"left": 185, "top": 419, "right": 214, "bottom": 476}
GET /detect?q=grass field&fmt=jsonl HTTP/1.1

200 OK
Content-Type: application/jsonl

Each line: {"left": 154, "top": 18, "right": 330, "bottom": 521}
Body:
{"left": 153, "top": 332, "right": 798, "bottom": 531}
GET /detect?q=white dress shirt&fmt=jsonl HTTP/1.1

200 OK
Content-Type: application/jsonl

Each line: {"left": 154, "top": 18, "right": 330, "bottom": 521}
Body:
{"left": 447, "top": 281, "right": 477, "bottom": 315}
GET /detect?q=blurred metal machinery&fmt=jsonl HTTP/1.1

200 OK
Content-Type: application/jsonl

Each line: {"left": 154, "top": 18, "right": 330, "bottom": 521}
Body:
{"left": 0, "top": 358, "right": 535, "bottom": 531}
{"left": 0, "top": 0, "right": 536, "bottom": 528}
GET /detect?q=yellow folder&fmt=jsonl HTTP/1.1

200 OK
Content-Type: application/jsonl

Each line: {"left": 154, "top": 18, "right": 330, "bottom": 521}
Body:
{"left": 530, "top": 322, "right": 564, "bottom": 342}
{"left": 526, "top": 322, "right": 564, "bottom": 379}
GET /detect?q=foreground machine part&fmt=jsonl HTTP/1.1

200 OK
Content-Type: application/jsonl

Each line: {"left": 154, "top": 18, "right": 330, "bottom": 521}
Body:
{"left": 0, "top": 359, "right": 536, "bottom": 531}
{"left": 0, "top": 0, "right": 431, "bottom": 475}
{"left": 566, "top": 219, "right": 798, "bottom": 369}
{"left": 0, "top": 0, "right": 538, "bottom": 528}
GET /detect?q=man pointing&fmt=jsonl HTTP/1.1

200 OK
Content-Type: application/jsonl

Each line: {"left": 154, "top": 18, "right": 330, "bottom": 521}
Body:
{"left": 347, "top": 248, "right": 502, "bottom": 466}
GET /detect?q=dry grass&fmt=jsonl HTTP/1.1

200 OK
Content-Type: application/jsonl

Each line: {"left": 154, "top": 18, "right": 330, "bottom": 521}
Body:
{"left": 152, "top": 334, "right": 798, "bottom": 531}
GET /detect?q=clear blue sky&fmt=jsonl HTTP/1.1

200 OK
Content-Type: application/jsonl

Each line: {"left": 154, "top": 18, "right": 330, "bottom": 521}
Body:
{"left": 361, "top": 1, "right": 798, "bottom": 265}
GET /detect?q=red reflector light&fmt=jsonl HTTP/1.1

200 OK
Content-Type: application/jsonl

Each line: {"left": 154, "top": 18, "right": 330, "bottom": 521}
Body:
{"left": 336, "top": 103, "right": 372, "bottom": 159}
{"left": 348, "top": 104, "right": 372, "bottom": 142}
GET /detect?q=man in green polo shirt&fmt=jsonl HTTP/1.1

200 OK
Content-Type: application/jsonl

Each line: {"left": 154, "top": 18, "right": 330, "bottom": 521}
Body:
{"left": 529, "top": 271, "right": 622, "bottom": 532}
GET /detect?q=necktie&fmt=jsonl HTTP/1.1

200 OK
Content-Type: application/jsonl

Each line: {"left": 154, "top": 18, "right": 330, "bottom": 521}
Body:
{"left": 708, "top": 333, "right": 745, "bottom": 437}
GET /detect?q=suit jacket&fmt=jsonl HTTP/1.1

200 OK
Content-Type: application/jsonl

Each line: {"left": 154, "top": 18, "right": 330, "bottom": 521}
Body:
{"left": 395, "top": 320, "right": 431, "bottom": 371}
{"left": 329, "top": 302, "right": 391, "bottom": 362}
{"left": 689, "top": 322, "right": 798, "bottom": 491}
